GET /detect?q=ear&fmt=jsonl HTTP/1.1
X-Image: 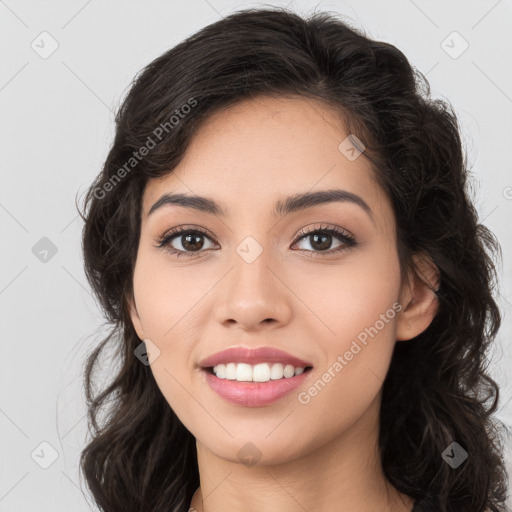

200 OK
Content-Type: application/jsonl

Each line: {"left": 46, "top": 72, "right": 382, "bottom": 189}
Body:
{"left": 396, "top": 253, "right": 440, "bottom": 341}
{"left": 126, "top": 293, "right": 145, "bottom": 341}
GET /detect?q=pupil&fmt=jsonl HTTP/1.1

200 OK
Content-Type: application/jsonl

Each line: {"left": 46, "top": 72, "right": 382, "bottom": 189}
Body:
{"left": 183, "top": 233, "right": 203, "bottom": 251}
{"left": 312, "top": 233, "right": 331, "bottom": 251}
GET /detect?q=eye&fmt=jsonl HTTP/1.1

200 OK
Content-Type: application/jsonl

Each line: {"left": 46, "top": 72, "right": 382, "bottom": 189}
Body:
{"left": 291, "top": 223, "right": 357, "bottom": 257}
{"left": 155, "top": 226, "right": 217, "bottom": 259}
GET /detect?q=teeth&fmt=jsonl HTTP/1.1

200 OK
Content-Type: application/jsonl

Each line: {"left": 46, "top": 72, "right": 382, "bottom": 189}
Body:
{"left": 212, "top": 362, "right": 307, "bottom": 382}
{"left": 270, "top": 363, "right": 284, "bottom": 380}
{"left": 236, "top": 363, "right": 253, "bottom": 382}
{"left": 225, "top": 363, "right": 237, "bottom": 380}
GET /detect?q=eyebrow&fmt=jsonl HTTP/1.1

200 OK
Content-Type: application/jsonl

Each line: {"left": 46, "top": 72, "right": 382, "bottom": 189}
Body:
{"left": 147, "top": 189, "right": 374, "bottom": 223}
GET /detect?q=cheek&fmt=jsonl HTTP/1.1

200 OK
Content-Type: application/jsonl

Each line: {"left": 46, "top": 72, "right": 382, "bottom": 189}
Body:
{"left": 132, "top": 256, "right": 201, "bottom": 423}
{"left": 289, "top": 244, "right": 401, "bottom": 342}
{"left": 132, "top": 249, "right": 205, "bottom": 339}
{"left": 289, "top": 247, "right": 401, "bottom": 411}
{"left": 131, "top": 247, "right": 210, "bottom": 384}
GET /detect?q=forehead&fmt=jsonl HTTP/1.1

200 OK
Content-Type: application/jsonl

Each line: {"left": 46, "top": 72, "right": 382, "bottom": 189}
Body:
{"left": 141, "top": 96, "right": 392, "bottom": 230}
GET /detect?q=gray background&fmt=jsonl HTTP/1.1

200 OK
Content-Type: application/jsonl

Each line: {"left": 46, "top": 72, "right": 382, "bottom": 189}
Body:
{"left": 1, "top": 0, "right": 511, "bottom": 510}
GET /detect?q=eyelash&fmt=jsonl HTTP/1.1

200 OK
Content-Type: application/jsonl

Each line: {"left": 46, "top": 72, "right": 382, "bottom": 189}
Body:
{"left": 155, "top": 223, "right": 357, "bottom": 259}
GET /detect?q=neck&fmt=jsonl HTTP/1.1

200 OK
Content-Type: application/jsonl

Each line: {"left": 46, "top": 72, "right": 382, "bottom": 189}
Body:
{"left": 189, "top": 394, "right": 413, "bottom": 512}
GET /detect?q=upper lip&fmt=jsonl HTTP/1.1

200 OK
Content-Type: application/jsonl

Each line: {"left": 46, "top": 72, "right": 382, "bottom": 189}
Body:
{"left": 198, "top": 346, "right": 313, "bottom": 368}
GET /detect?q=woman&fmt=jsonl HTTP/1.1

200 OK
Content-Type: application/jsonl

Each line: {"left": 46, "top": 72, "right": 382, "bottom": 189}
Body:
{"left": 78, "top": 7, "right": 509, "bottom": 512}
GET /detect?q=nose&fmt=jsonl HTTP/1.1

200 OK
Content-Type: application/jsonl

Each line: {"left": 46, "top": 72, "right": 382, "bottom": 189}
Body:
{"left": 213, "top": 247, "right": 293, "bottom": 332}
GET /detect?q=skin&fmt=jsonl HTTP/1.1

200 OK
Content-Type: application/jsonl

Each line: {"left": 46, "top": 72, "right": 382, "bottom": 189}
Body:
{"left": 128, "top": 95, "right": 439, "bottom": 512}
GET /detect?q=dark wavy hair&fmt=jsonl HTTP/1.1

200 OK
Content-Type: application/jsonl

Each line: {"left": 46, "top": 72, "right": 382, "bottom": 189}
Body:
{"left": 78, "top": 7, "right": 509, "bottom": 512}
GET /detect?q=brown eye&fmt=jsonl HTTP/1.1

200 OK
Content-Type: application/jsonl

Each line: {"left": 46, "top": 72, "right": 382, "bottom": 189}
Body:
{"left": 156, "top": 227, "right": 217, "bottom": 258}
{"left": 292, "top": 225, "right": 356, "bottom": 256}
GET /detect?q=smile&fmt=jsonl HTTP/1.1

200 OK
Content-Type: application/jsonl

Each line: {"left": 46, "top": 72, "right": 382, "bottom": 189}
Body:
{"left": 202, "top": 365, "right": 313, "bottom": 407}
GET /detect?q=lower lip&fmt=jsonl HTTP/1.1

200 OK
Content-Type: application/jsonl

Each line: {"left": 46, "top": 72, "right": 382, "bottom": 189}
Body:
{"left": 203, "top": 369, "right": 312, "bottom": 407}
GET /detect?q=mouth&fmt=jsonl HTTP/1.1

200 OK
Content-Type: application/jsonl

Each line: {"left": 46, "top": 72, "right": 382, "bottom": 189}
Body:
{"left": 201, "top": 362, "right": 314, "bottom": 407}
{"left": 198, "top": 346, "right": 314, "bottom": 406}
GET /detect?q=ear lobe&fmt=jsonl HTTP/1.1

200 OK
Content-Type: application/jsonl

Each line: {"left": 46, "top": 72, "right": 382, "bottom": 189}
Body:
{"left": 396, "top": 253, "right": 440, "bottom": 341}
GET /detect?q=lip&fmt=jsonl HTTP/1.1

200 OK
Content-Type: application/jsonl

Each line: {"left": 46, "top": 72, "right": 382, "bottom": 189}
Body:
{"left": 198, "top": 346, "right": 313, "bottom": 368}
{"left": 203, "top": 369, "right": 312, "bottom": 407}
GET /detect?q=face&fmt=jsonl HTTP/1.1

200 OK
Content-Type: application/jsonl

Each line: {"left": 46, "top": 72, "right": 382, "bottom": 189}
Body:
{"left": 129, "top": 95, "right": 418, "bottom": 465}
